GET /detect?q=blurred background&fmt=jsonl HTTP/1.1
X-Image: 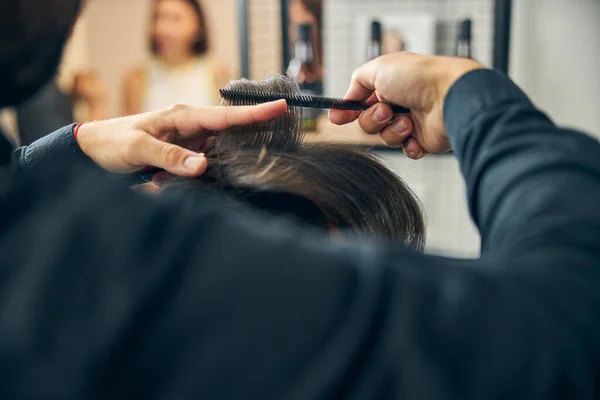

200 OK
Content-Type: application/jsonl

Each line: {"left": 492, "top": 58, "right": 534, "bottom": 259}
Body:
{"left": 1, "top": 0, "right": 598, "bottom": 257}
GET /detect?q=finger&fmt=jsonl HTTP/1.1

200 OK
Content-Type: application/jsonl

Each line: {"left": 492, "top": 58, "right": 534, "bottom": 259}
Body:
{"left": 330, "top": 93, "right": 382, "bottom": 126}
{"left": 170, "top": 100, "right": 288, "bottom": 137}
{"left": 402, "top": 137, "right": 429, "bottom": 160}
{"left": 329, "top": 109, "right": 361, "bottom": 126}
{"left": 357, "top": 103, "right": 394, "bottom": 134}
{"left": 330, "top": 63, "right": 380, "bottom": 125}
{"left": 344, "top": 63, "right": 378, "bottom": 101}
{"left": 134, "top": 135, "right": 208, "bottom": 177}
{"left": 380, "top": 115, "right": 414, "bottom": 147}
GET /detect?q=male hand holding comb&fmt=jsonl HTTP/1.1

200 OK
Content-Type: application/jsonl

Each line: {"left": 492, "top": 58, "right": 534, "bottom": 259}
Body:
{"left": 330, "top": 52, "right": 482, "bottom": 157}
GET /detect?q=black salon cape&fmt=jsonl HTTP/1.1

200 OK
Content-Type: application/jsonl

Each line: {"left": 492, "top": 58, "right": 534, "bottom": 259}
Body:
{"left": 1, "top": 70, "right": 599, "bottom": 399}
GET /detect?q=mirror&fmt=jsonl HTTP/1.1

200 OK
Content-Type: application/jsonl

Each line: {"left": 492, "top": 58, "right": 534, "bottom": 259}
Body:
{"left": 59, "top": 0, "right": 239, "bottom": 123}
{"left": 286, "top": 0, "right": 324, "bottom": 82}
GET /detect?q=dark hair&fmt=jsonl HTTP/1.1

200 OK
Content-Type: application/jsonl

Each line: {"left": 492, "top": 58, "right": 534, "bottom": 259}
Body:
{"left": 0, "top": 0, "right": 83, "bottom": 107}
{"left": 164, "top": 76, "right": 425, "bottom": 249}
{"left": 149, "top": 0, "right": 209, "bottom": 56}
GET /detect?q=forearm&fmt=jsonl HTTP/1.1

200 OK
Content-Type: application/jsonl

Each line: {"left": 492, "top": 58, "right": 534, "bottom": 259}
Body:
{"left": 14, "top": 124, "right": 94, "bottom": 173}
{"left": 445, "top": 69, "right": 600, "bottom": 258}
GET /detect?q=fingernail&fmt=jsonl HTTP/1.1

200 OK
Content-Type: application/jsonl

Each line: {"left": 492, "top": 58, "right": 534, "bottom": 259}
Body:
{"left": 374, "top": 105, "right": 390, "bottom": 123}
{"left": 392, "top": 118, "right": 408, "bottom": 134}
{"left": 184, "top": 155, "right": 205, "bottom": 171}
{"left": 406, "top": 149, "right": 423, "bottom": 159}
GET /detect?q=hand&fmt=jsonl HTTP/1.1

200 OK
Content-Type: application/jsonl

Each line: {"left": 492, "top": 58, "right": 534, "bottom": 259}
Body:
{"left": 329, "top": 53, "right": 483, "bottom": 159}
{"left": 76, "top": 101, "right": 288, "bottom": 176}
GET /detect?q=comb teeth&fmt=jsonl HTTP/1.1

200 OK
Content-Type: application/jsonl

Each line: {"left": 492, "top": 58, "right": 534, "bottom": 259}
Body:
{"left": 219, "top": 89, "right": 411, "bottom": 114}
{"left": 220, "top": 89, "right": 315, "bottom": 107}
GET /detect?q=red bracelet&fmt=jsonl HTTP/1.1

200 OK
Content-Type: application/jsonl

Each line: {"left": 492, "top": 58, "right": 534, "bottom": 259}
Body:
{"left": 73, "top": 123, "right": 83, "bottom": 142}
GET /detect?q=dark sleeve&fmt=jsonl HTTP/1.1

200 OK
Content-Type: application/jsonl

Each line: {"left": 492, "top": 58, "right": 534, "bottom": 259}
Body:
{"left": 13, "top": 124, "right": 93, "bottom": 172}
{"left": 1, "top": 70, "right": 599, "bottom": 399}
{"left": 445, "top": 69, "right": 600, "bottom": 258}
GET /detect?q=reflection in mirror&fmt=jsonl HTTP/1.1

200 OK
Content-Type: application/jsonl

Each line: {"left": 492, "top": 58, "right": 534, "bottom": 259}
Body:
{"left": 59, "top": 0, "right": 238, "bottom": 121}
{"left": 287, "top": 0, "right": 323, "bottom": 80}
{"left": 121, "top": 0, "right": 219, "bottom": 116}
{"left": 285, "top": 0, "right": 323, "bottom": 131}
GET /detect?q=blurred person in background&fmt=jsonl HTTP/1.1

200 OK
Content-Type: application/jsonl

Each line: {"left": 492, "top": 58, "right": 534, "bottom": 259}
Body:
{"left": 121, "top": 0, "right": 230, "bottom": 115}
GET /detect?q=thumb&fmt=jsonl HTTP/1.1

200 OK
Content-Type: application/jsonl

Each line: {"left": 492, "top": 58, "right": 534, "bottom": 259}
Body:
{"left": 137, "top": 136, "right": 208, "bottom": 177}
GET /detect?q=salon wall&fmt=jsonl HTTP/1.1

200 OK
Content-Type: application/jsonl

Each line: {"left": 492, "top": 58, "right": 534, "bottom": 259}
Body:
{"left": 84, "top": 0, "right": 149, "bottom": 118}
{"left": 379, "top": 152, "right": 481, "bottom": 257}
{"left": 249, "top": 0, "right": 283, "bottom": 79}
{"left": 323, "top": 0, "right": 494, "bottom": 97}
{"left": 510, "top": 0, "right": 600, "bottom": 139}
{"left": 80, "top": 0, "right": 240, "bottom": 117}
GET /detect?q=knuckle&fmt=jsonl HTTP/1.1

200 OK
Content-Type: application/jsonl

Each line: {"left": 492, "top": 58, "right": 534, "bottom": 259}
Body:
{"left": 160, "top": 144, "right": 180, "bottom": 165}
{"left": 359, "top": 124, "right": 379, "bottom": 135}
{"left": 165, "top": 104, "right": 187, "bottom": 113}
{"left": 358, "top": 116, "right": 380, "bottom": 133}
{"left": 381, "top": 137, "right": 403, "bottom": 148}
{"left": 129, "top": 132, "right": 147, "bottom": 149}
{"left": 120, "top": 145, "right": 135, "bottom": 161}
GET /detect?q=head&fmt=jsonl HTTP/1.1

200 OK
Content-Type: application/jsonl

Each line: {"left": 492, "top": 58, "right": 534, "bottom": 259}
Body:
{"left": 163, "top": 76, "right": 425, "bottom": 249}
{"left": 150, "top": 0, "right": 209, "bottom": 59}
{"left": 0, "top": 0, "right": 83, "bottom": 107}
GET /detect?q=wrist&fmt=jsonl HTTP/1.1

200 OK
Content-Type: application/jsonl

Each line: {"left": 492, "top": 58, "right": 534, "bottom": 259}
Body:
{"left": 74, "top": 121, "right": 96, "bottom": 158}
{"left": 443, "top": 69, "right": 532, "bottom": 141}
{"left": 439, "top": 58, "right": 484, "bottom": 103}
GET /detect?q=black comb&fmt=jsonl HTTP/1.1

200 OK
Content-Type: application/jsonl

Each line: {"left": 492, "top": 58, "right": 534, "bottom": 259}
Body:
{"left": 220, "top": 89, "right": 410, "bottom": 114}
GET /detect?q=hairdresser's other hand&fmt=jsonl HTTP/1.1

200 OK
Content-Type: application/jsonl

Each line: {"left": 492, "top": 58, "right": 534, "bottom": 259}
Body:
{"left": 76, "top": 100, "right": 288, "bottom": 176}
{"left": 329, "top": 53, "right": 483, "bottom": 159}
